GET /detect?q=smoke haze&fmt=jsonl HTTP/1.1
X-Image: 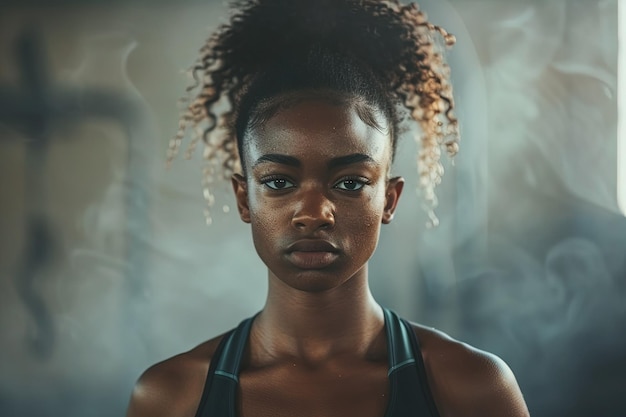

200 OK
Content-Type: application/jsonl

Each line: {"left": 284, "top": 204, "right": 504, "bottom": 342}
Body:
{"left": 0, "top": 1, "right": 623, "bottom": 416}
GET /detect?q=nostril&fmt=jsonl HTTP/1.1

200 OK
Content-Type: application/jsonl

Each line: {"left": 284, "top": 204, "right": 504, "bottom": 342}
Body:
{"left": 291, "top": 214, "right": 335, "bottom": 231}
{"left": 319, "top": 221, "right": 332, "bottom": 230}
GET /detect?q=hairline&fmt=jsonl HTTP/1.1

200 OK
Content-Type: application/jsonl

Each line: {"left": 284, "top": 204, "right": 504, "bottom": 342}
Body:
{"left": 239, "top": 89, "right": 394, "bottom": 174}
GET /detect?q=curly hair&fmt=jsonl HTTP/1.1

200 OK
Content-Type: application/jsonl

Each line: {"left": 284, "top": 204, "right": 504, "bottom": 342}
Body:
{"left": 168, "top": 0, "right": 459, "bottom": 227}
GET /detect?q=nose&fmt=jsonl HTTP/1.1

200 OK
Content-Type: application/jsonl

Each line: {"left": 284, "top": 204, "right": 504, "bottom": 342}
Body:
{"left": 291, "top": 187, "right": 335, "bottom": 232}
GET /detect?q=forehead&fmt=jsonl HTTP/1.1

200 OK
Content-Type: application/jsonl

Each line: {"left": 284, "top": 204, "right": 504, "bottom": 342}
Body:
{"left": 244, "top": 98, "right": 391, "bottom": 165}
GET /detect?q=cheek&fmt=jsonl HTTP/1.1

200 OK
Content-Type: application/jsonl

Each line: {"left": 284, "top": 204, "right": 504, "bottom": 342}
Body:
{"left": 248, "top": 199, "right": 281, "bottom": 263}
{"left": 249, "top": 194, "right": 279, "bottom": 231}
{"left": 364, "top": 185, "right": 388, "bottom": 221}
{"left": 340, "top": 188, "right": 386, "bottom": 242}
{"left": 247, "top": 189, "right": 291, "bottom": 253}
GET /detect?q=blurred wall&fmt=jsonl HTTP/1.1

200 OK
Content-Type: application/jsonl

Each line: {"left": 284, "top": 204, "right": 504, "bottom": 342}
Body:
{"left": 0, "top": 1, "right": 623, "bottom": 416}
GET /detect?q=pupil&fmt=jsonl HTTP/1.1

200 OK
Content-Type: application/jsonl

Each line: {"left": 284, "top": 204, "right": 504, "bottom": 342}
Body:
{"left": 345, "top": 180, "right": 356, "bottom": 189}
{"left": 275, "top": 179, "right": 285, "bottom": 188}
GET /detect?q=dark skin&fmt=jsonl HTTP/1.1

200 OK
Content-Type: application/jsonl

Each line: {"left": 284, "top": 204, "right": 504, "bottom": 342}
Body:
{"left": 126, "top": 96, "right": 530, "bottom": 417}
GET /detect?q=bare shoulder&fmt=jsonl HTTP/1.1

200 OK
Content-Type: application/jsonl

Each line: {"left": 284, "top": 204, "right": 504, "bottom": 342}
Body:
{"left": 409, "top": 323, "right": 530, "bottom": 417}
{"left": 125, "top": 333, "right": 228, "bottom": 417}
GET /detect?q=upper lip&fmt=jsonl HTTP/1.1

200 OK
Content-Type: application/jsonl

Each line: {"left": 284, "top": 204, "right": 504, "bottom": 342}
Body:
{"left": 286, "top": 239, "right": 339, "bottom": 253}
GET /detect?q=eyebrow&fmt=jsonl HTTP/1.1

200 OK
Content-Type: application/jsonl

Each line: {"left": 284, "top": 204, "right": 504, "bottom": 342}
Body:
{"left": 252, "top": 153, "right": 377, "bottom": 169}
{"left": 327, "top": 153, "right": 377, "bottom": 169}
{"left": 253, "top": 154, "right": 301, "bottom": 168}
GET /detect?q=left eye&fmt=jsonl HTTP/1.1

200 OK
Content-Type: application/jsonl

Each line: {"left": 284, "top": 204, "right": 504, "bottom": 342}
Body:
{"left": 334, "top": 179, "right": 366, "bottom": 191}
{"left": 263, "top": 178, "right": 295, "bottom": 190}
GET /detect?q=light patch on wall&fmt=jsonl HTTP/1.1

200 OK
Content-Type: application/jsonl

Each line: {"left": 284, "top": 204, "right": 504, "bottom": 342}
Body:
{"left": 619, "top": 0, "right": 626, "bottom": 215}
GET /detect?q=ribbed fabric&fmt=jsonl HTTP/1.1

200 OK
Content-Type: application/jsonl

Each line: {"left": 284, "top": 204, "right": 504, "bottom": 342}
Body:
{"left": 195, "top": 308, "right": 440, "bottom": 417}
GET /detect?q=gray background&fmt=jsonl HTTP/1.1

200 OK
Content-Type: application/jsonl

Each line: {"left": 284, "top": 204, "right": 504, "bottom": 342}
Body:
{"left": 0, "top": 0, "right": 624, "bottom": 416}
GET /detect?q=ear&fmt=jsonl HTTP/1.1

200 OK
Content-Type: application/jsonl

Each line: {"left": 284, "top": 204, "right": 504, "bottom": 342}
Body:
{"left": 231, "top": 173, "right": 251, "bottom": 223}
{"left": 382, "top": 176, "right": 404, "bottom": 224}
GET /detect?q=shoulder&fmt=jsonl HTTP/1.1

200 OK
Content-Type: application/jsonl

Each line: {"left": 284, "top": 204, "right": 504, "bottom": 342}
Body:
{"left": 125, "top": 333, "right": 228, "bottom": 417}
{"left": 409, "top": 323, "right": 530, "bottom": 417}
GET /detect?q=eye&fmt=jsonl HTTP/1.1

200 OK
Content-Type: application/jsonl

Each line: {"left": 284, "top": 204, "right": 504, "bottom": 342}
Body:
{"left": 262, "top": 178, "right": 295, "bottom": 190}
{"left": 334, "top": 178, "right": 367, "bottom": 191}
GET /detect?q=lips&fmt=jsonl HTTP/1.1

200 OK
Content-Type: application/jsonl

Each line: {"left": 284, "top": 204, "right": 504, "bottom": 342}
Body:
{"left": 285, "top": 239, "right": 340, "bottom": 269}
{"left": 286, "top": 239, "right": 339, "bottom": 253}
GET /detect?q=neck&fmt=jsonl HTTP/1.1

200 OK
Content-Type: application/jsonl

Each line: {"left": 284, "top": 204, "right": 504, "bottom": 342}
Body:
{"left": 251, "top": 266, "right": 385, "bottom": 365}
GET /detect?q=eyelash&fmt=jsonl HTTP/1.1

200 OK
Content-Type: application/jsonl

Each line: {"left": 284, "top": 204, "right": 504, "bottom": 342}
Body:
{"left": 261, "top": 176, "right": 296, "bottom": 190}
{"left": 260, "top": 176, "right": 370, "bottom": 191}
{"left": 334, "top": 177, "right": 369, "bottom": 191}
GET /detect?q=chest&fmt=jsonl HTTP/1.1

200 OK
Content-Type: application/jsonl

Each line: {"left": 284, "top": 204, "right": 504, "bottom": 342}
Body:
{"left": 237, "top": 362, "right": 390, "bottom": 417}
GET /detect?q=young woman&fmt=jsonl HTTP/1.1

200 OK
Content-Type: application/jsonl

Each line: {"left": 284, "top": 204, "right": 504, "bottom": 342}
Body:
{"left": 127, "top": 1, "right": 529, "bottom": 416}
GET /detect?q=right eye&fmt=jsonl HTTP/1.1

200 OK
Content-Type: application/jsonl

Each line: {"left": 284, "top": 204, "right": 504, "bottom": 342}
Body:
{"left": 262, "top": 178, "right": 296, "bottom": 190}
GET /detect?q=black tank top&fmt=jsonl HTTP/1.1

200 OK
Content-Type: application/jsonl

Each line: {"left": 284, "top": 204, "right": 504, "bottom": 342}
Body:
{"left": 194, "top": 307, "right": 440, "bottom": 417}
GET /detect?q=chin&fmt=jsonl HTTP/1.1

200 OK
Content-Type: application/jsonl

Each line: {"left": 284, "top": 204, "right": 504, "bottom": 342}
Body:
{"left": 270, "top": 265, "right": 366, "bottom": 294}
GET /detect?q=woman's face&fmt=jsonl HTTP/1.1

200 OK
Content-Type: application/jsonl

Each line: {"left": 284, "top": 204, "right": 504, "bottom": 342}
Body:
{"left": 232, "top": 97, "right": 404, "bottom": 292}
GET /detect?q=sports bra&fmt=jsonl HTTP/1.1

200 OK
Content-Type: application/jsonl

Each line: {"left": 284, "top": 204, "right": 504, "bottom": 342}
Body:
{"left": 194, "top": 307, "right": 440, "bottom": 417}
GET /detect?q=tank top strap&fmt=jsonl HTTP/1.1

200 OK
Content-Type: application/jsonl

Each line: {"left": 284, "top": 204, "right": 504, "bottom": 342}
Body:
{"left": 382, "top": 307, "right": 441, "bottom": 417}
{"left": 213, "top": 315, "right": 255, "bottom": 381}
{"left": 382, "top": 307, "right": 416, "bottom": 374}
{"left": 194, "top": 316, "right": 256, "bottom": 417}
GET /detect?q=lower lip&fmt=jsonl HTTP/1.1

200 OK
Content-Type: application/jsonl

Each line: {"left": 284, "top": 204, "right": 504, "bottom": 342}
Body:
{"left": 287, "top": 251, "right": 339, "bottom": 269}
